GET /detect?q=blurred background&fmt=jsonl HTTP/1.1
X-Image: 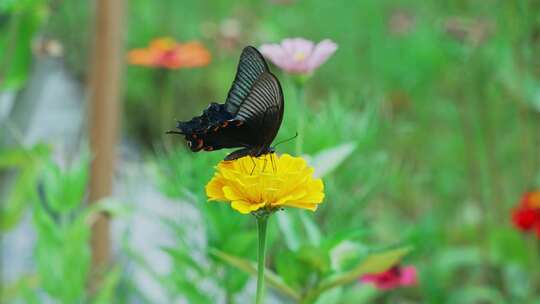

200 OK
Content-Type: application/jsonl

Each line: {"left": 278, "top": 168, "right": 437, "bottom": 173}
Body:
{"left": 1, "top": 0, "right": 540, "bottom": 303}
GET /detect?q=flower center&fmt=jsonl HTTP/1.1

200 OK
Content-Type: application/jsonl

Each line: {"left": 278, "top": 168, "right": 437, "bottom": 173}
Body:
{"left": 293, "top": 51, "right": 306, "bottom": 62}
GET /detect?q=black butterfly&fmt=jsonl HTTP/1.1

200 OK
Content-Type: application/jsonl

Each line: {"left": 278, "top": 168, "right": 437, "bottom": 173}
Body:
{"left": 167, "top": 46, "right": 284, "bottom": 161}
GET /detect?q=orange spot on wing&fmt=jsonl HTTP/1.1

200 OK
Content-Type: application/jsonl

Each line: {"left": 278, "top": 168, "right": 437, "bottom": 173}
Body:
{"left": 221, "top": 121, "right": 229, "bottom": 128}
{"left": 204, "top": 146, "right": 214, "bottom": 151}
{"left": 195, "top": 139, "right": 204, "bottom": 150}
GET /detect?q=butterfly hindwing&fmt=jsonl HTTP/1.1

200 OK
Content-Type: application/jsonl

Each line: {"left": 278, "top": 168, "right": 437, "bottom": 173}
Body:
{"left": 185, "top": 120, "right": 247, "bottom": 152}
{"left": 174, "top": 103, "right": 246, "bottom": 152}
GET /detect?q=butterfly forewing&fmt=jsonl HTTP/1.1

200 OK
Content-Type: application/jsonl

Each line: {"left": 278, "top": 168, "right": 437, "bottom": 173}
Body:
{"left": 225, "top": 46, "right": 269, "bottom": 114}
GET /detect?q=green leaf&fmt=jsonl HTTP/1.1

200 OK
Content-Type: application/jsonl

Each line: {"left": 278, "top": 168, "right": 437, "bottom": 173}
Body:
{"left": 162, "top": 246, "right": 205, "bottom": 276}
{"left": 300, "top": 212, "right": 321, "bottom": 246}
{"left": 33, "top": 208, "right": 91, "bottom": 302}
{"left": 314, "top": 287, "right": 343, "bottom": 304}
{"left": 85, "top": 198, "right": 132, "bottom": 220}
{"left": 297, "top": 245, "right": 331, "bottom": 274}
{"left": 92, "top": 267, "right": 121, "bottom": 304}
{"left": 0, "top": 144, "right": 49, "bottom": 231}
{"left": 275, "top": 249, "right": 309, "bottom": 289}
{"left": 329, "top": 241, "right": 368, "bottom": 272}
{"left": 204, "top": 203, "right": 251, "bottom": 249}
{"left": 0, "top": 3, "right": 49, "bottom": 89}
{"left": 172, "top": 279, "right": 212, "bottom": 304}
{"left": 276, "top": 212, "right": 301, "bottom": 251}
{"left": 223, "top": 264, "right": 250, "bottom": 295}
{"left": 449, "top": 286, "right": 505, "bottom": 304}
{"left": 222, "top": 231, "right": 257, "bottom": 257}
{"left": 209, "top": 248, "right": 300, "bottom": 301}
{"left": 0, "top": 147, "right": 31, "bottom": 167}
{"left": 340, "top": 284, "right": 378, "bottom": 304}
{"left": 321, "top": 229, "right": 366, "bottom": 252}
{"left": 309, "top": 142, "right": 357, "bottom": 178}
{"left": 1, "top": 275, "right": 39, "bottom": 303}
{"left": 63, "top": 156, "right": 89, "bottom": 210}
{"left": 1, "top": 167, "right": 38, "bottom": 230}
{"left": 304, "top": 246, "right": 412, "bottom": 302}
{"left": 488, "top": 228, "right": 529, "bottom": 267}
{"left": 42, "top": 154, "right": 89, "bottom": 213}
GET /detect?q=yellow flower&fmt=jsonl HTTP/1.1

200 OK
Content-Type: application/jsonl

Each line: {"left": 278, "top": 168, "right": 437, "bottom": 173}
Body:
{"left": 206, "top": 154, "right": 324, "bottom": 214}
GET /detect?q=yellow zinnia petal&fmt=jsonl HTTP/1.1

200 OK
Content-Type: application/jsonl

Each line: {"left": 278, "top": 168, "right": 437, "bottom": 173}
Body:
{"left": 206, "top": 178, "right": 226, "bottom": 200}
{"left": 205, "top": 153, "right": 325, "bottom": 214}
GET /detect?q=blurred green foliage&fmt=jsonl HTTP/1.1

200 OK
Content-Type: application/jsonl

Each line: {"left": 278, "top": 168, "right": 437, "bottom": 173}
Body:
{"left": 153, "top": 148, "right": 258, "bottom": 302}
{"left": 0, "top": 144, "right": 49, "bottom": 231}
{"left": 0, "top": 0, "right": 50, "bottom": 89}
{"left": 2, "top": 0, "right": 540, "bottom": 303}
{"left": 2, "top": 156, "right": 122, "bottom": 303}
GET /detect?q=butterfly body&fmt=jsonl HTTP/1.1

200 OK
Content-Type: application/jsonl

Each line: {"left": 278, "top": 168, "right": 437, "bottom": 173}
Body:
{"left": 168, "top": 46, "right": 284, "bottom": 161}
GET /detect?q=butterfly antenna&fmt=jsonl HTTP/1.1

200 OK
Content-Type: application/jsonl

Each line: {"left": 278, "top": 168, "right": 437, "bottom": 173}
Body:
{"left": 272, "top": 132, "right": 299, "bottom": 148}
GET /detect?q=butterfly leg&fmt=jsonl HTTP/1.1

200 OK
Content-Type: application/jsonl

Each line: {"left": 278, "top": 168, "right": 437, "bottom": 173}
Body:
{"left": 270, "top": 153, "right": 277, "bottom": 173}
{"left": 250, "top": 156, "right": 257, "bottom": 175}
{"left": 262, "top": 154, "right": 269, "bottom": 173}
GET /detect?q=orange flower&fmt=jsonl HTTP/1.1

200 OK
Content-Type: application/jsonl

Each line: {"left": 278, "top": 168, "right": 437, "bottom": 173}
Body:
{"left": 522, "top": 191, "right": 540, "bottom": 209}
{"left": 127, "top": 37, "right": 211, "bottom": 69}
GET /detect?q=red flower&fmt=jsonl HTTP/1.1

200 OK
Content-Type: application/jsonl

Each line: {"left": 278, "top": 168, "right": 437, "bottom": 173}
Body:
{"left": 127, "top": 38, "right": 211, "bottom": 69}
{"left": 511, "top": 190, "right": 540, "bottom": 237}
{"left": 360, "top": 265, "right": 417, "bottom": 290}
{"left": 512, "top": 208, "right": 537, "bottom": 231}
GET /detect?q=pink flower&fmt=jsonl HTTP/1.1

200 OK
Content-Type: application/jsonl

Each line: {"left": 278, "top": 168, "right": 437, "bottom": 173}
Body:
{"left": 259, "top": 38, "right": 337, "bottom": 75}
{"left": 360, "top": 265, "right": 418, "bottom": 290}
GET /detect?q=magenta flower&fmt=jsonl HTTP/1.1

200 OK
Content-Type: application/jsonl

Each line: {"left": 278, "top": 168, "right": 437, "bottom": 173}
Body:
{"left": 360, "top": 265, "right": 418, "bottom": 290}
{"left": 259, "top": 38, "right": 337, "bottom": 75}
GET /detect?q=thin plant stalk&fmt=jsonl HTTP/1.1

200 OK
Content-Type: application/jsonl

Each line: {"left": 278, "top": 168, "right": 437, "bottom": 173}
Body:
{"left": 256, "top": 215, "right": 269, "bottom": 304}
{"left": 88, "top": 0, "right": 124, "bottom": 292}
{"left": 295, "top": 83, "right": 306, "bottom": 155}
{"left": 528, "top": 238, "right": 540, "bottom": 293}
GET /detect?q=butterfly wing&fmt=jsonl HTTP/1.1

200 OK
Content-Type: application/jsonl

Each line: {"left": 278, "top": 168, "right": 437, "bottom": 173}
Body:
{"left": 225, "top": 46, "right": 269, "bottom": 114}
{"left": 170, "top": 103, "right": 248, "bottom": 152}
{"left": 168, "top": 47, "right": 283, "bottom": 156}
{"left": 232, "top": 71, "right": 284, "bottom": 149}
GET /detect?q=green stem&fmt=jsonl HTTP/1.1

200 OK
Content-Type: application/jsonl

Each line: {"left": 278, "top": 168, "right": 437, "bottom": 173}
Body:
{"left": 528, "top": 238, "right": 540, "bottom": 294}
{"left": 256, "top": 215, "right": 269, "bottom": 304}
{"left": 0, "top": 12, "right": 21, "bottom": 85}
{"left": 295, "top": 84, "right": 306, "bottom": 155}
